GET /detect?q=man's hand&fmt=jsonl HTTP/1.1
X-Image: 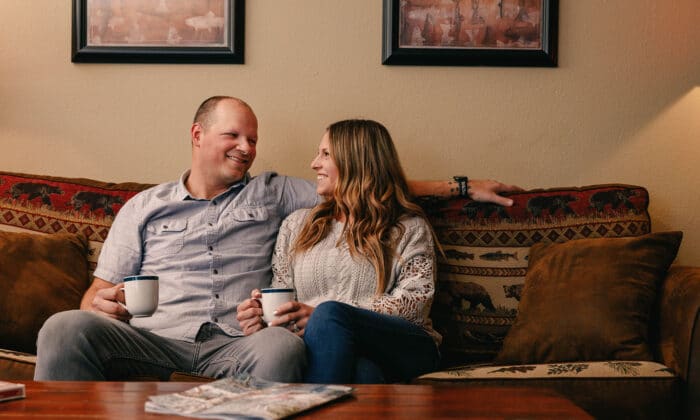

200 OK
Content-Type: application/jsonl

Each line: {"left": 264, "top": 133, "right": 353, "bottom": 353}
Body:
{"left": 82, "top": 280, "right": 132, "bottom": 322}
{"left": 468, "top": 179, "right": 524, "bottom": 207}
{"left": 236, "top": 289, "right": 265, "bottom": 335}
{"left": 268, "top": 301, "right": 315, "bottom": 337}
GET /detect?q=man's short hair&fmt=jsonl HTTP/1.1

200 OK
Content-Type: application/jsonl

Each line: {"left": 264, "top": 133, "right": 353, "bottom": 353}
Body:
{"left": 193, "top": 96, "right": 253, "bottom": 129}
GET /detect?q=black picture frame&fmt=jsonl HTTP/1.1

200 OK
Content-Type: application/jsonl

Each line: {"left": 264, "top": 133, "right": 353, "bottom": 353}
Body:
{"left": 382, "top": 0, "right": 558, "bottom": 67}
{"left": 72, "top": 0, "right": 245, "bottom": 64}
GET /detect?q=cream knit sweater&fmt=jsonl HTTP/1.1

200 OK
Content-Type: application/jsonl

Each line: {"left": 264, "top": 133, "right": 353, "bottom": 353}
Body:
{"left": 271, "top": 208, "right": 441, "bottom": 346}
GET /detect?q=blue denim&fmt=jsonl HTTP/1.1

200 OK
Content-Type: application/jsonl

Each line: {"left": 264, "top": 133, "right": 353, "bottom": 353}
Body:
{"left": 303, "top": 301, "right": 440, "bottom": 384}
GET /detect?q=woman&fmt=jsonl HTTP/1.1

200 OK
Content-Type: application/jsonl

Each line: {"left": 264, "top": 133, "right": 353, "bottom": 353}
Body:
{"left": 240, "top": 119, "right": 441, "bottom": 384}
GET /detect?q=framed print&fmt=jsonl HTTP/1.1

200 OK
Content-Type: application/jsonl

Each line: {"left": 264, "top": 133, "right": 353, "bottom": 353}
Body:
{"left": 72, "top": 0, "right": 245, "bottom": 64}
{"left": 382, "top": 0, "right": 558, "bottom": 67}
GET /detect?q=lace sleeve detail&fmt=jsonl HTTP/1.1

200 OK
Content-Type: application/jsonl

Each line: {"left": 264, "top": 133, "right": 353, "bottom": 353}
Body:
{"left": 369, "top": 221, "right": 436, "bottom": 326}
{"left": 271, "top": 212, "right": 302, "bottom": 289}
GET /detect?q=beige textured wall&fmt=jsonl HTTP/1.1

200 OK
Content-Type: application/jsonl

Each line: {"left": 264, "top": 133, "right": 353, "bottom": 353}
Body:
{"left": 1, "top": 1, "right": 699, "bottom": 264}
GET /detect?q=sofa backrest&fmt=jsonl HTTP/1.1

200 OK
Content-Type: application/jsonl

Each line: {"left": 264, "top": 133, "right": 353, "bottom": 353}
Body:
{"left": 418, "top": 184, "right": 651, "bottom": 365}
{"left": 0, "top": 171, "right": 154, "bottom": 276}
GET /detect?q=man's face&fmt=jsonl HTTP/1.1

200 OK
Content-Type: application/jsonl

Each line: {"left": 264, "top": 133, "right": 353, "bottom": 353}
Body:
{"left": 193, "top": 99, "right": 258, "bottom": 185}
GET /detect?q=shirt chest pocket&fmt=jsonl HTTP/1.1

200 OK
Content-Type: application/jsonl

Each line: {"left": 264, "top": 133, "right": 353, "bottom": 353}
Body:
{"left": 148, "top": 219, "right": 187, "bottom": 253}
{"left": 231, "top": 206, "right": 269, "bottom": 223}
{"left": 224, "top": 206, "right": 276, "bottom": 246}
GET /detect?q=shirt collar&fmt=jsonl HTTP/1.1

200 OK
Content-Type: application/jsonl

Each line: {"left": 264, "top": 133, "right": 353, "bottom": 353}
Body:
{"left": 177, "top": 170, "right": 250, "bottom": 201}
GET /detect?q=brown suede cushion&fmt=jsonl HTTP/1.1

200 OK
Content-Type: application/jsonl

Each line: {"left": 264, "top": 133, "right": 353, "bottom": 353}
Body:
{"left": 495, "top": 231, "right": 682, "bottom": 364}
{"left": 0, "top": 231, "right": 90, "bottom": 353}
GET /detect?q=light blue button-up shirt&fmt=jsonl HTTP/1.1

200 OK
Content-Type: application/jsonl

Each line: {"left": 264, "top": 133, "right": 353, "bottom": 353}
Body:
{"left": 94, "top": 170, "right": 319, "bottom": 342}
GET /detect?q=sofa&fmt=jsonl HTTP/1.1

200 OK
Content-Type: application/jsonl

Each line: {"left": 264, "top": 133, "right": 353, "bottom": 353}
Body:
{"left": 0, "top": 170, "right": 698, "bottom": 419}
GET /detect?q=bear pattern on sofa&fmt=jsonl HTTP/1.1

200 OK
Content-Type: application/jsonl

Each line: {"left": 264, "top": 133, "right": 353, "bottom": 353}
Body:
{"left": 1, "top": 171, "right": 699, "bottom": 419}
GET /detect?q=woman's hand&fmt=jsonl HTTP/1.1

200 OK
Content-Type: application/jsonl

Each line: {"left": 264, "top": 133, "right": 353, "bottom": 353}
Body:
{"left": 268, "top": 301, "right": 315, "bottom": 337}
{"left": 236, "top": 289, "right": 265, "bottom": 336}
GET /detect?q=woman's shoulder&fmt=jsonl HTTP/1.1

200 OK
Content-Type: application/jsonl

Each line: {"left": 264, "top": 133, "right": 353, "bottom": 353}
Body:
{"left": 398, "top": 214, "right": 432, "bottom": 231}
{"left": 282, "top": 208, "right": 312, "bottom": 229}
{"left": 396, "top": 215, "right": 434, "bottom": 246}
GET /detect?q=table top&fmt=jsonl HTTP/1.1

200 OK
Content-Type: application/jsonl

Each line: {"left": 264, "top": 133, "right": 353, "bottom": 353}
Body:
{"left": 0, "top": 381, "right": 592, "bottom": 419}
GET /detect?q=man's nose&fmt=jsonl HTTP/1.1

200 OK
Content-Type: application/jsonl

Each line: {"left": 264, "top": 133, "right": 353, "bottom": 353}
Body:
{"left": 238, "top": 140, "right": 252, "bottom": 154}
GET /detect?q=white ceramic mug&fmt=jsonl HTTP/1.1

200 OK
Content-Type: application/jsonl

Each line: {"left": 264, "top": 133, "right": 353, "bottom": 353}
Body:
{"left": 120, "top": 275, "right": 159, "bottom": 317}
{"left": 260, "top": 288, "right": 295, "bottom": 324}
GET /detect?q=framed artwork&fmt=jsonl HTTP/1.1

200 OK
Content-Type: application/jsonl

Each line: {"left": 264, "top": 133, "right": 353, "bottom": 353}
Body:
{"left": 382, "top": 0, "right": 558, "bottom": 67}
{"left": 72, "top": 0, "right": 245, "bottom": 64}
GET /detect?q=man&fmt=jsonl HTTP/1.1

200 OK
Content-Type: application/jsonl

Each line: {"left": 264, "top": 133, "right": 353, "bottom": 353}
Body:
{"left": 34, "top": 96, "right": 520, "bottom": 382}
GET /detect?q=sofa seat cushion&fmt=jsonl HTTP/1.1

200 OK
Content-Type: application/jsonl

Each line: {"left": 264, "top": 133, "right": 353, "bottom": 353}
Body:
{"left": 416, "top": 361, "right": 680, "bottom": 419}
{"left": 417, "top": 360, "right": 675, "bottom": 380}
{"left": 0, "top": 348, "right": 37, "bottom": 381}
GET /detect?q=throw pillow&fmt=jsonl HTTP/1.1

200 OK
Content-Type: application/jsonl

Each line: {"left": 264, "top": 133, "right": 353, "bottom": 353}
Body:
{"left": 0, "top": 231, "right": 90, "bottom": 354}
{"left": 494, "top": 231, "right": 682, "bottom": 365}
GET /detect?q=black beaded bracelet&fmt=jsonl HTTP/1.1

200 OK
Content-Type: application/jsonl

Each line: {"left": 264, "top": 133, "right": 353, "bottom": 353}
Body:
{"left": 453, "top": 176, "right": 469, "bottom": 198}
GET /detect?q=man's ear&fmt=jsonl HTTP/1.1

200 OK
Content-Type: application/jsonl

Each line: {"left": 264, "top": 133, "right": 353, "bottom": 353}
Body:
{"left": 191, "top": 123, "right": 203, "bottom": 147}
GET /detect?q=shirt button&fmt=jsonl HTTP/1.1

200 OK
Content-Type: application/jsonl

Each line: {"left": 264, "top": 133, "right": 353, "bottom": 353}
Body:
{"left": 208, "top": 222, "right": 213, "bottom": 227}
{"left": 213, "top": 269, "right": 218, "bottom": 274}
{"left": 215, "top": 294, "right": 220, "bottom": 299}
{"left": 208, "top": 246, "right": 213, "bottom": 251}
{"left": 214, "top": 317, "right": 218, "bottom": 322}
{"left": 212, "top": 200, "right": 217, "bottom": 205}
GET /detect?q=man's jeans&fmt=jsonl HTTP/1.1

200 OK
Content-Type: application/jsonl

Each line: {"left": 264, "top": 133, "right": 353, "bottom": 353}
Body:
{"left": 303, "top": 301, "right": 440, "bottom": 383}
{"left": 34, "top": 310, "right": 306, "bottom": 382}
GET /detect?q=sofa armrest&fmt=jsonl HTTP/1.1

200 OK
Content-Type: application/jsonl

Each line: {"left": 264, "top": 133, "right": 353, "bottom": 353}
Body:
{"left": 657, "top": 265, "right": 700, "bottom": 418}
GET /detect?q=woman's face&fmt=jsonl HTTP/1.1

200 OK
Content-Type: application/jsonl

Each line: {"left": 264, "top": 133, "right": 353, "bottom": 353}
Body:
{"left": 310, "top": 132, "right": 339, "bottom": 197}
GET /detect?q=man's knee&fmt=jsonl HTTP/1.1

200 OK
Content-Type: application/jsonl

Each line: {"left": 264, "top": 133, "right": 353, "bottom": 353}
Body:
{"left": 37, "top": 310, "right": 99, "bottom": 350}
{"left": 246, "top": 327, "right": 306, "bottom": 382}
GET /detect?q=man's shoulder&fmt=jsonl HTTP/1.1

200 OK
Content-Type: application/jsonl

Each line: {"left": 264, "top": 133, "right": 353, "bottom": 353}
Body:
{"left": 249, "top": 171, "right": 310, "bottom": 187}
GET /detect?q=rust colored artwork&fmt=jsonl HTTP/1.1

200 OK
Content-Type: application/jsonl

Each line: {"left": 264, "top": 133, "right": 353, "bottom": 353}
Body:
{"left": 86, "top": 0, "right": 227, "bottom": 47}
{"left": 400, "top": 0, "right": 544, "bottom": 49}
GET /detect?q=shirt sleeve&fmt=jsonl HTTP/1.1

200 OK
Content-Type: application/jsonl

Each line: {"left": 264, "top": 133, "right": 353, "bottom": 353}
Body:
{"left": 369, "top": 219, "right": 437, "bottom": 326}
{"left": 92, "top": 195, "right": 144, "bottom": 284}
{"left": 279, "top": 176, "right": 321, "bottom": 218}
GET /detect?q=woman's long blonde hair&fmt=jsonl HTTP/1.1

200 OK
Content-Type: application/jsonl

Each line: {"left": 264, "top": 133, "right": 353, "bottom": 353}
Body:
{"left": 292, "top": 119, "right": 430, "bottom": 294}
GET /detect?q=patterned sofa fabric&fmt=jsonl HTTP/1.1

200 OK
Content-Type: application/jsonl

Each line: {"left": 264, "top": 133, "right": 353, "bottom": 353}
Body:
{"left": 417, "top": 184, "right": 651, "bottom": 364}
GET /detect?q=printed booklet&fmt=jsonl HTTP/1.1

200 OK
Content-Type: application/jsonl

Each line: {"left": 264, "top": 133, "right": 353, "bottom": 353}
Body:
{"left": 145, "top": 374, "right": 353, "bottom": 420}
{"left": 0, "top": 381, "right": 25, "bottom": 403}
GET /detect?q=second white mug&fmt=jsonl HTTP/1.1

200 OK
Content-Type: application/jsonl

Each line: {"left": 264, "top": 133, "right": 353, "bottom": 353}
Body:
{"left": 260, "top": 288, "right": 295, "bottom": 324}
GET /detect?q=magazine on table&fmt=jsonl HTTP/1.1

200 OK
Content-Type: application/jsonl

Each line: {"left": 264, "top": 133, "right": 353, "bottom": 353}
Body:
{"left": 145, "top": 374, "right": 353, "bottom": 420}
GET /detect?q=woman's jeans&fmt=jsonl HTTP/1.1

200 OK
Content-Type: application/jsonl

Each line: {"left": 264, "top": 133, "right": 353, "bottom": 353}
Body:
{"left": 303, "top": 301, "right": 440, "bottom": 384}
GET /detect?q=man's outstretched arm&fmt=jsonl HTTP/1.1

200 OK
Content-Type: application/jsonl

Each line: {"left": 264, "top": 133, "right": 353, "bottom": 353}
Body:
{"left": 407, "top": 178, "right": 524, "bottom": 207}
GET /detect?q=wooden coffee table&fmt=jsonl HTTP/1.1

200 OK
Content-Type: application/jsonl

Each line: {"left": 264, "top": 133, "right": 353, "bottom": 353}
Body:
{"left": 0, "top": 381, "right": 592, "bottom": 419}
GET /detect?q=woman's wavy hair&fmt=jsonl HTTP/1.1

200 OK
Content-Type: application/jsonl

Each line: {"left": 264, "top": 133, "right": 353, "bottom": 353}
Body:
{"left": 292, "top": 119, "right": 431, "bottom": 294}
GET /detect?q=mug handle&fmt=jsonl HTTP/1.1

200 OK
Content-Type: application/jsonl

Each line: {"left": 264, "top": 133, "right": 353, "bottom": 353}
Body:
{"left": 118, "top": 287, "right": 128, "bottom": 311}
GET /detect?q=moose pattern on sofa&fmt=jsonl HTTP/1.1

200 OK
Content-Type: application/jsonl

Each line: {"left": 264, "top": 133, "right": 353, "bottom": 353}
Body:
{"left": 0, "top": 171, "right": 153, "bottom": 274}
